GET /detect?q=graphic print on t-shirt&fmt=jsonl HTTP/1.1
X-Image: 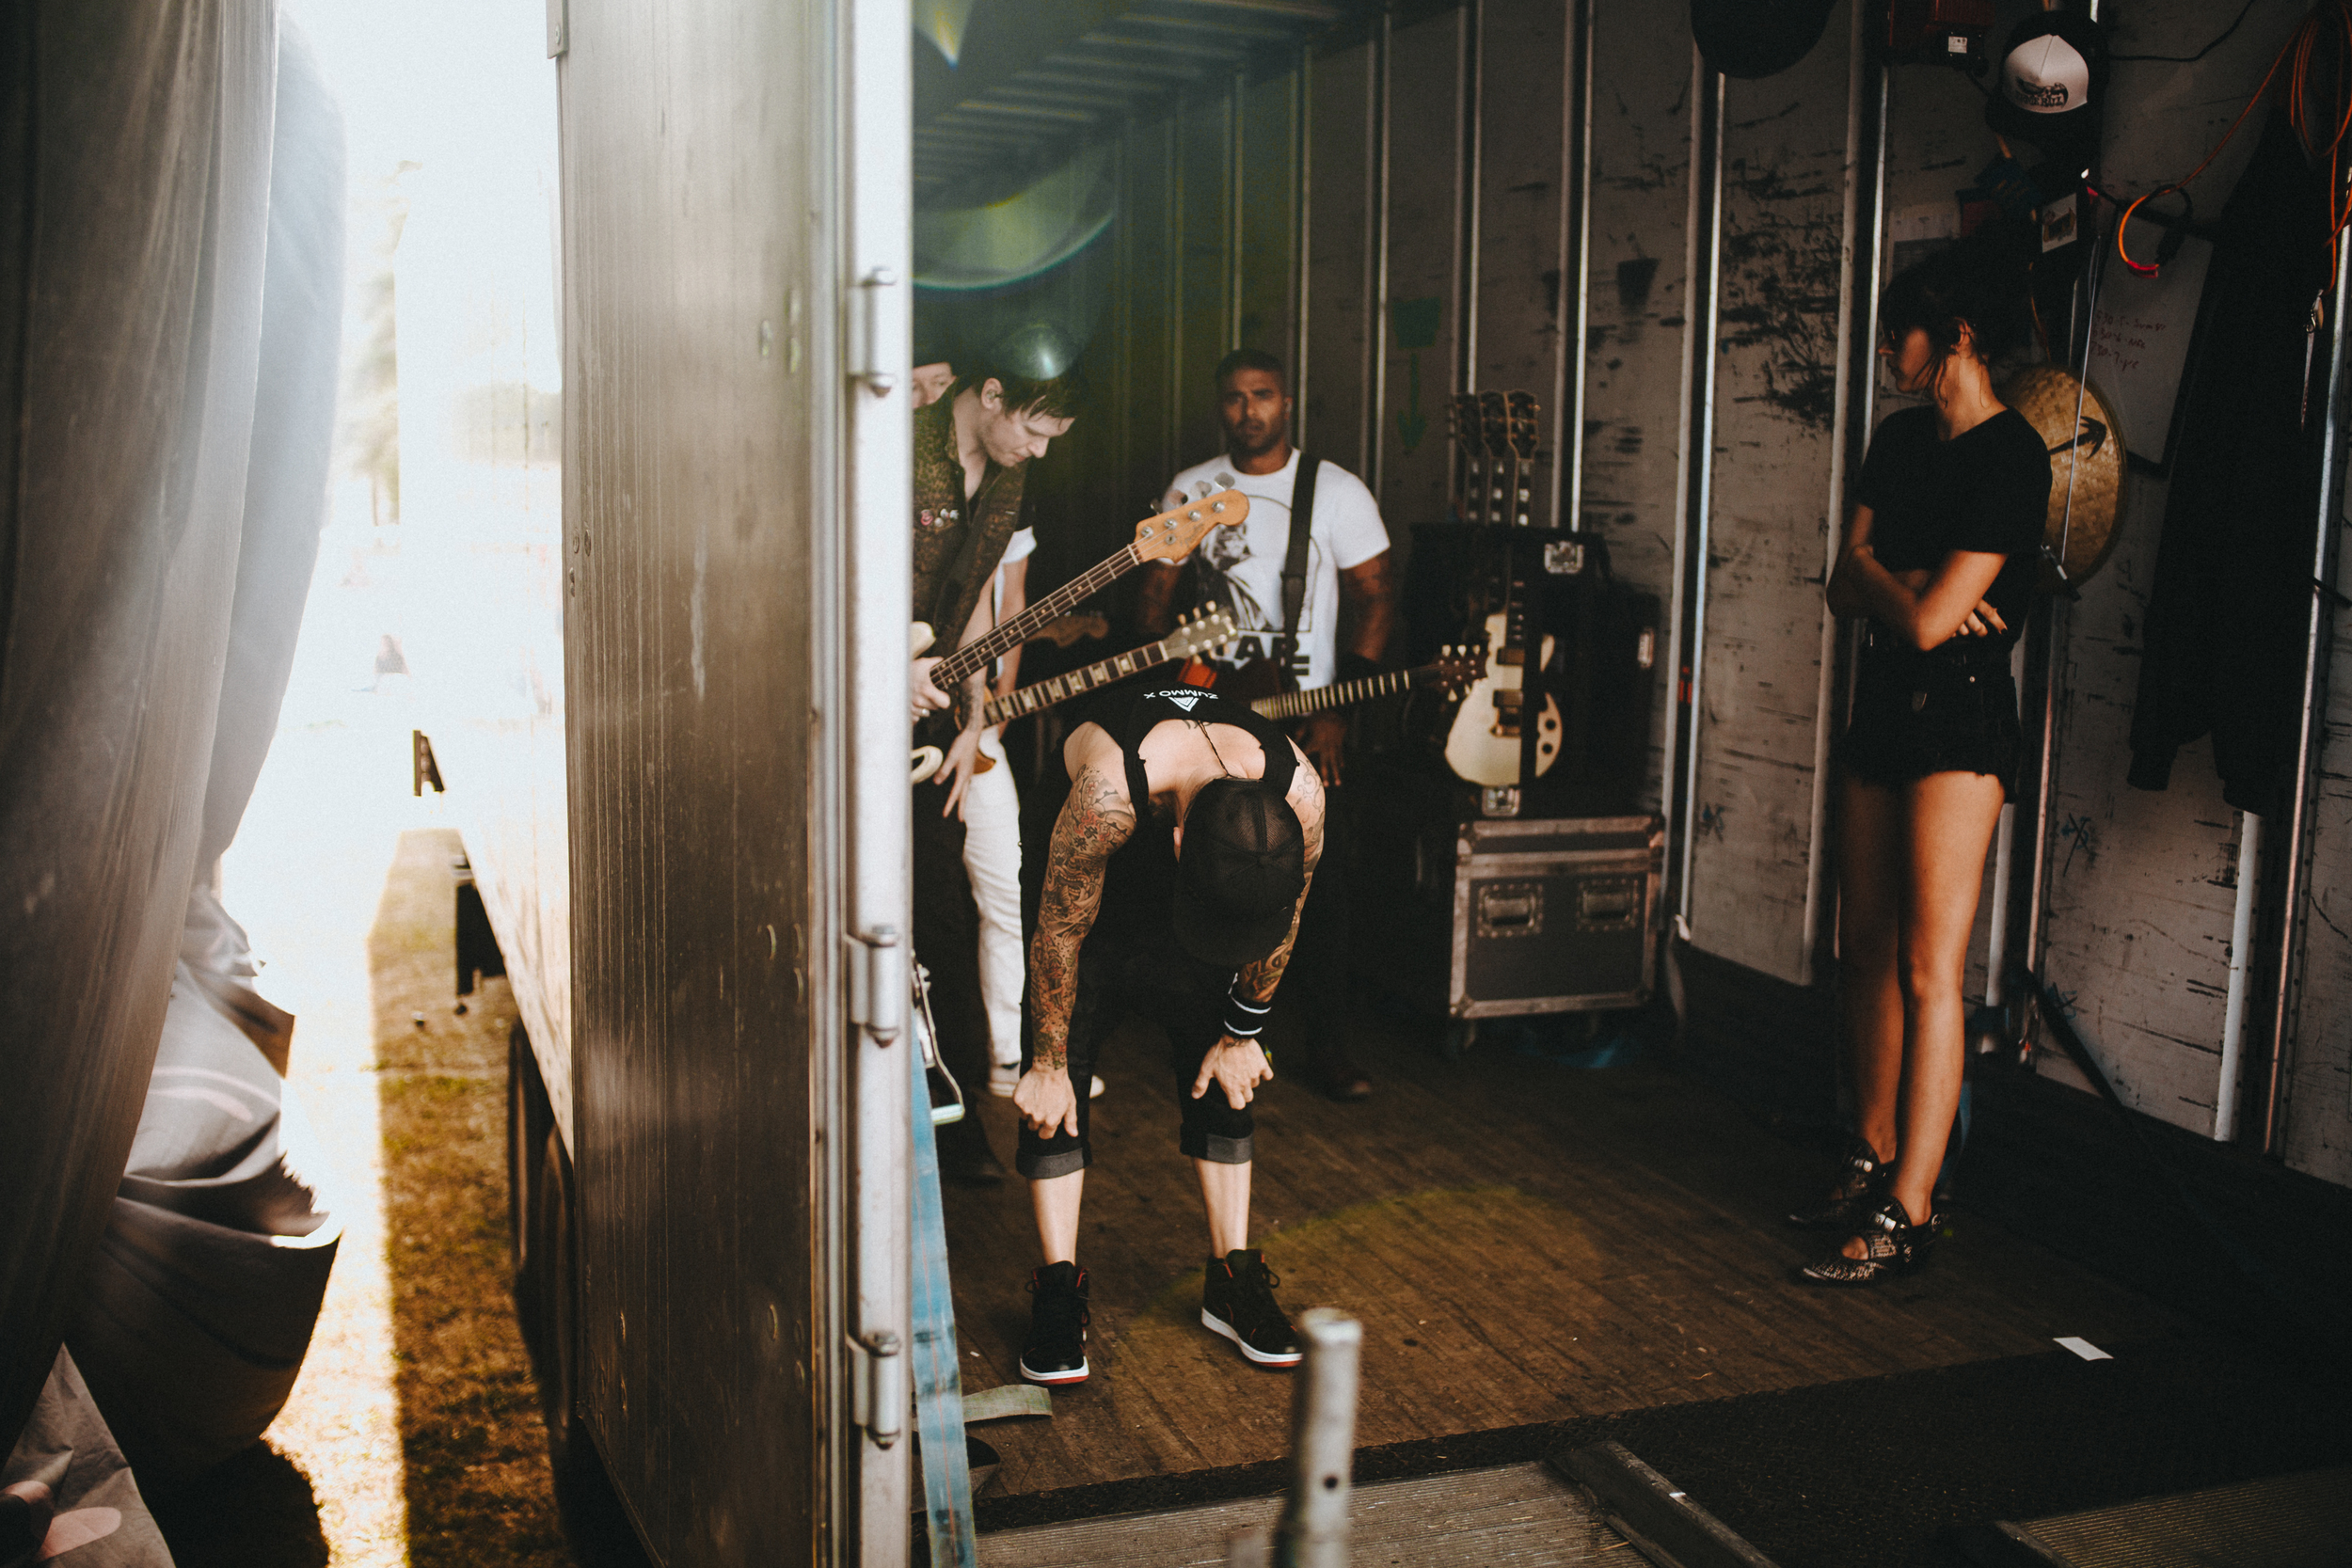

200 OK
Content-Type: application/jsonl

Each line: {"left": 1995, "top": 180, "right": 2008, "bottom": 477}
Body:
{"left": 1185, "top": 519, "right": 1326, "bottom": 684}
{"left": 1162, "top": 450, "right": 1391, "bottom": 691}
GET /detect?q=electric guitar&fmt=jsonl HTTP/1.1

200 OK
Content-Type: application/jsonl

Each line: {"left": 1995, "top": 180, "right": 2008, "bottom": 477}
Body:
{"left": 910, "top": 487, "right": 1249, "bottom": 779}
{"left": 1248, "top": 641, "right": 1486, "bottom": 721}
{"left": 910, "top": 610, "right": 1240, "bottom": 783}
{"left": 1444, "top": 574, "right": 1563, "bottom": 786}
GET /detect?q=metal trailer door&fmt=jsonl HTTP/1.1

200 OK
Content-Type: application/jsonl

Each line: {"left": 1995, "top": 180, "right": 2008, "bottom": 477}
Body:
{"left": 555, "top": 0, "right": 911, "bottom": 1561}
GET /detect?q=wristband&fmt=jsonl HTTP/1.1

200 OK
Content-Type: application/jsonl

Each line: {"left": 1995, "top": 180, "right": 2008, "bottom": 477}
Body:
{"left": 1222, "top": 986, "right": 1271, "bottom": 1039}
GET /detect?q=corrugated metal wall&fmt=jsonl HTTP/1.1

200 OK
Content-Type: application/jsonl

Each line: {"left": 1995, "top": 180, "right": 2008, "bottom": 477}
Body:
{"left": 1054, "top": 0, "right": 2351, "bottom": 1189}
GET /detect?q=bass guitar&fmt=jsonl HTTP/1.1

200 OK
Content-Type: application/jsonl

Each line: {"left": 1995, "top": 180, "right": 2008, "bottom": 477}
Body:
{"left": 911, "top": 487, "right": 1249, "bottom": 779}
{"left": 910, "top": 609, "right": 1239, "bottom": 782}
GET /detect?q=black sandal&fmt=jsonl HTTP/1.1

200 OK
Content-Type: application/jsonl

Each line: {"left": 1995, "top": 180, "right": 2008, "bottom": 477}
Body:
{"left": 1785, "top": 1136, "right": 1893, "bottom": 1230}
{"left": 1798, "top": 1196, "right": 1936, "bottom": 1287}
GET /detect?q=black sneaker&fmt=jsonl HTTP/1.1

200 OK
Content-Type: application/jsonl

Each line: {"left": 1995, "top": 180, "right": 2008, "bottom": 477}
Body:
{"left": 1200, "top": 1249, "right": 1301, "bottom": 1368}
{"left": 1019, "top": 1262, "right": 1090, "bottom": 1385}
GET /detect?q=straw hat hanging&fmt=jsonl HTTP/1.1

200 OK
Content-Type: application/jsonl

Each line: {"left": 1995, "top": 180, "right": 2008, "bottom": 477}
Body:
{"left": 2000, "top": 364, "right": 2127, "bottom": 592}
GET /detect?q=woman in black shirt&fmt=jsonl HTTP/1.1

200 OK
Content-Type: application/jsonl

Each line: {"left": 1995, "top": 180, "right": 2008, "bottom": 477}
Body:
{"left": 1795, "top": 243, "right": 2051, "bottom": 1286}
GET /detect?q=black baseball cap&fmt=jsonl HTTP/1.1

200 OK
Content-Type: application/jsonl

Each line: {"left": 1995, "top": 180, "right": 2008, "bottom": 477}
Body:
{"left": 1172, "top": 778, "right": 1308, "bottom": 968}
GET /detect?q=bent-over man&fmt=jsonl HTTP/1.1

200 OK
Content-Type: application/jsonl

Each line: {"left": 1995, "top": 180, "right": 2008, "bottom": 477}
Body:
{"left": 1012, "top": 681, "right": 1324, "bottom": 1384}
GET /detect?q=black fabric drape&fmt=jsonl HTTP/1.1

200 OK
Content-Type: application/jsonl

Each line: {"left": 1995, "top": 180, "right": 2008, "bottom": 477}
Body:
{"left": 2129, "top": 108, "right": 2334, "bottom": 816}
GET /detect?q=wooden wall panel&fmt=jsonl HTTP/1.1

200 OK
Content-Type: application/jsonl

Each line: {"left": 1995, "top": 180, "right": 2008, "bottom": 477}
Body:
{"left": 1470, "top": 0, "right": 1568, "bottom": 470}
{"left": 1239, "top": 70, "right": 1299, "bottom": 369}
{"left": 1377, "top": 10, "right": 1467, "bottom": 556}
{"left": 1180, "top": 89, "right": 1235, "bottom": 465}
{"left": 561, "top": 0, "right": 827, "bottom": 1557}
{"left": 1990, "top": 0, "right": 2313, "bottom": 1139}
{"left": 1580, "top": 4, "right": 1696, "bottom": 813}
{"left": 1303, "top": 40, "right": 1376, "bottom": 475}
{"left": 1682, "top": 6, "right": 1856, "bottom": 982}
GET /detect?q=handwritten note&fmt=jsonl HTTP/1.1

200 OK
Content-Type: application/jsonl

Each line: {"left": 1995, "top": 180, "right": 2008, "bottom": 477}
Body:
{"left": 2086, "top": 230, "right": 2212, "bottom": 467}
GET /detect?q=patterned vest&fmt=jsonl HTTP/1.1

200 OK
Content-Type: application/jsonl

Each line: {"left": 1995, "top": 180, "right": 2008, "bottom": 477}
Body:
{"left": 910, "top": 395, "right": 1027, "bottom": 656}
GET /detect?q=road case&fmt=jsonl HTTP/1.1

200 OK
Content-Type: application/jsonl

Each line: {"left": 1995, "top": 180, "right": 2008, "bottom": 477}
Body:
{"left": 1446, "top": 816, "right": 1663, "bottom": 1019}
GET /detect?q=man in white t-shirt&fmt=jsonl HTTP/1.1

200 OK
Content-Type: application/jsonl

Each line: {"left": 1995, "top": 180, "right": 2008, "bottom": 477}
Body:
{"left": 1136, "top": 348, "right": 1396, "bottom": 1100}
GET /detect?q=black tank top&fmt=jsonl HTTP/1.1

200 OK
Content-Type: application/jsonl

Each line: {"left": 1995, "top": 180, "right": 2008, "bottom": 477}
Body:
{"left": 1080, "top": 683, "right": 1298, "bottom": 947}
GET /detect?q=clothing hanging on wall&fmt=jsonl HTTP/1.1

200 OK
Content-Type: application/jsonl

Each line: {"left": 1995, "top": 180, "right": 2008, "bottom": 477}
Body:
{"left": 2128, "top": 108, "right": 2332, "bottom": 817}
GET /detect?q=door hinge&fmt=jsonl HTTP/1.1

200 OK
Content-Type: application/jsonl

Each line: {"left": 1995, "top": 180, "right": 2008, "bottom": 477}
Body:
{"left": 852, "top": 269, "right": 900, "bottom": 397}
{"left": 848, "top": 1330, "right": 904, "bottom": 1448}
{"left": 848, "top": 927, "right": 905, "bottom": 1044}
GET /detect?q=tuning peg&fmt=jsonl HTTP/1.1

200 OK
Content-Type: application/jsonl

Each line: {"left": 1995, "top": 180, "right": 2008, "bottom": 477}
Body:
{"left": 1214, "top": 471, "right": 1235, "bottom": 490}
{"left": 1194, "top": 481, "right": 1214, "bottom": 499}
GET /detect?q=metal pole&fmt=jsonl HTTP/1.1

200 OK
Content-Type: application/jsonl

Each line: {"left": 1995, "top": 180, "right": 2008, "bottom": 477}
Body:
{"left": 1294, "top": 48, "right": 1311, "bottom": 433}
{"left": 1366, "top": 8, "right": 1392, "bottom": 494}
{"left": 1800, "top": 9, "right": 1880, "bottom": 986}
{"left": 1672, "top": 67, "right": 1725, "bottom": 934}
{"left": 1555, "top": 0, "right": 1594, "bottom": 530}
{"left": 1276, "top": 1310, "right": 1362, "bottom": 1568}
{"left": 1457, "top": 0, "right": 1482, "bottom": 394}
{"left": 2259, "top": 236, "right": 2352, "bottom": 1155}
{"left": 2216, "top": 811, "right": 2263, "bottom": 1141}
{"left": 1231, "top": 65, "right": 1247, "bottom": 354}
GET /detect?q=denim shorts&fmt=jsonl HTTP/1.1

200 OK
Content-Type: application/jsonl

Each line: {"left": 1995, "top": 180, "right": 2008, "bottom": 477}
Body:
{"left": 1839, "top": 636, "right": 2022, "bottom": 800}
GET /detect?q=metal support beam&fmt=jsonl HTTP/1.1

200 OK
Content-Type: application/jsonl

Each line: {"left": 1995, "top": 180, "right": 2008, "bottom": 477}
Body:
{"left": 2258, "top": 235, "right": 2352, "bottom": 1156}
{"left": 1667, "top": 63, "right": 1725, "bottom": 937}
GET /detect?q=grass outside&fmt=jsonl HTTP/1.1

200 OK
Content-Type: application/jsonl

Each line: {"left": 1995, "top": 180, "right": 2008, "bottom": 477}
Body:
{"left": 367, "top": 829, "right": 571, "bottom": 1567}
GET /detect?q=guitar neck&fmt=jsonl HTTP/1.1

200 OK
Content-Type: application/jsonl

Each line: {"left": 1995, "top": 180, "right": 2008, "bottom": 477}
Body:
{"left": 983, "top": 631, "right": 1189, "bottom": 726}
{"left": 934, "top": 545, "right": 1142, "bottom": 688}
{"left": 1251, "top": 665, "right": 1430, "bottom": 721}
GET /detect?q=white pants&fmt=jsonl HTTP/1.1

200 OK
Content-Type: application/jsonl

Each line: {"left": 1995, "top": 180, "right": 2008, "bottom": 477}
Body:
{"left": 961, "top": 728, "right": 1025, "bottom": 1068}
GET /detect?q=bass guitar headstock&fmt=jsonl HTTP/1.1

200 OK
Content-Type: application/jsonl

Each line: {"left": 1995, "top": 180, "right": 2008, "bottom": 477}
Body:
{"left": 1132, "top": 486, "right": 1250, "bottom": 563}
{"left": 1164, "top": 605, "right": 1240, "bottom": 662}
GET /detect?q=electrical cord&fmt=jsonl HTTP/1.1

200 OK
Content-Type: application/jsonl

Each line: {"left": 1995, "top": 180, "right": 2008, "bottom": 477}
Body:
{"left": 2099, "top": 0, "right": 2352, "bottom": 279}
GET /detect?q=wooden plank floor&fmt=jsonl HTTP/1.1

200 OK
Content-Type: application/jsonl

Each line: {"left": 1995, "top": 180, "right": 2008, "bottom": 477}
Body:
{"left": 942, "top": 1008, "right": 2183, "bottom": 1509}
{"left": 977, "top": 1461, "right": 1624, "bottom": 1566}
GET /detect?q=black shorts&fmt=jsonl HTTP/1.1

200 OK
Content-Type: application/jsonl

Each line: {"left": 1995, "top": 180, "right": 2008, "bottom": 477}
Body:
{"left": 1838, "top": 638, "right": 2021, "bottom": 800}
{"left": 1014, "top": 933, "right": 1253, "bottom": 1181}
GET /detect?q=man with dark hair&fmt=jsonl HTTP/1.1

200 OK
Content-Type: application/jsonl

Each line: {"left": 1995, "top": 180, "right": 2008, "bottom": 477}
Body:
{"left": 1010, "top": 680, "right": 1325, "bottom": 1384}
{"left": 910, "top": 361, "right": 1077, "bottom": 1184}
{"left": 1136, "top": 348, "right": 1395, "bottom": 1101}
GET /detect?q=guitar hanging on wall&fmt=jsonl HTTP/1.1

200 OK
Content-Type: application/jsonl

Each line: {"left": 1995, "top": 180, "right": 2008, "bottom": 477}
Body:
{"left": 909, "top": 487, "right": 1249, "bottom": 781}
{"left": 1444, "top": 389, "right": 1561, "bottom": 786}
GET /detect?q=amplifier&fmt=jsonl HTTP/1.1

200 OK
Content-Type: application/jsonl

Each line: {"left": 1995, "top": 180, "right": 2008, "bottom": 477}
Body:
{"left": 1446, "top": 816, "right": 1662, "bottom": 1020}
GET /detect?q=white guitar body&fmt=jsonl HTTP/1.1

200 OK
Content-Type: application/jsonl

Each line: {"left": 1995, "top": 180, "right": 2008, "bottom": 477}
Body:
{"left": 1444, "top": 610, "right": 1562, "bottom": 786}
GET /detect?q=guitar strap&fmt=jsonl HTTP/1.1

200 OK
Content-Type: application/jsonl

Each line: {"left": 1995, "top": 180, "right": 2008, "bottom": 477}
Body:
{"left": 1273, "top": 451, "right": 1319, "bottom": 692}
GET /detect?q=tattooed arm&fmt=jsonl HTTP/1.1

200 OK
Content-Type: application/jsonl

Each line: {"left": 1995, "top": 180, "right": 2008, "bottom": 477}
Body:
{"left": 1016, "top": 743, "right": 1136, "bottom": 1139}
{"left": 1188, "top": 738, "right": 1327, "bottom": 1112}
{"left": 1233, "top": 741, "right": 1326, "bottom": 1007}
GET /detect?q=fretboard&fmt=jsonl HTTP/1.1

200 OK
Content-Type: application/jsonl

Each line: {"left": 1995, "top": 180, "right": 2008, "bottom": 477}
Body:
{"left": 1251, "top": 665, "right": 1430, "bottom": 721}
{"left": 932, "top": 545, "right": 1142, "bottom": 689}
{"left": 983, "top": 634, "right": 1186, "bottom": 725}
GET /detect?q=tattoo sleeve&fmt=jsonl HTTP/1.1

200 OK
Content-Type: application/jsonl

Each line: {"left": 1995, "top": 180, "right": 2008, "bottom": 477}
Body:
{"left": 1232, "top": 757, "right": 1326, "bottom": 1008}
{"left": 1026, "top": 765, "right": 1136, "bottom": 1070}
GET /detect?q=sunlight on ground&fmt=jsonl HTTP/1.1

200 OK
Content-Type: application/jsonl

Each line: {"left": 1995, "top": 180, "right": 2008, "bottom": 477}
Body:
{"left": 219, "top": 527, "right": 437, "bottom": 1565}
